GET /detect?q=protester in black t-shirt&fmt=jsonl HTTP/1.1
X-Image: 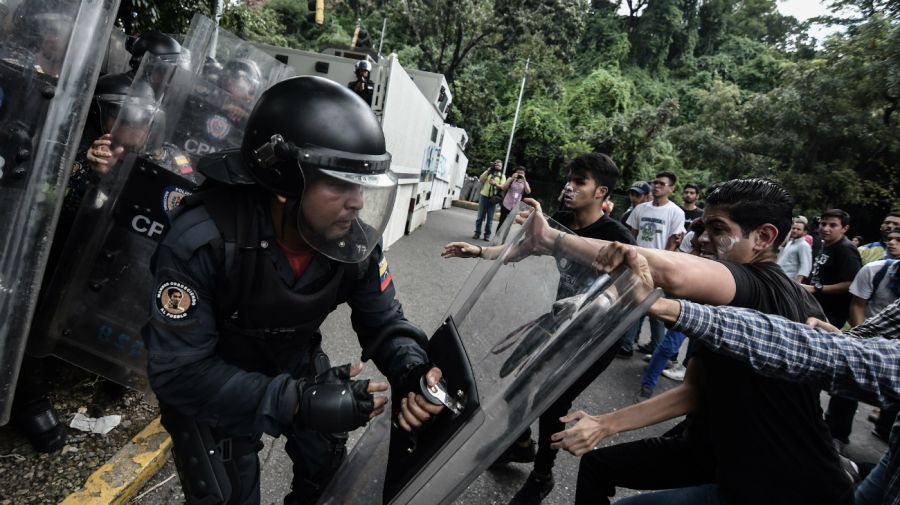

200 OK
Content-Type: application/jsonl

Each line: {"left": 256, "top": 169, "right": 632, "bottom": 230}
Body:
{"left": 803, "top": 209, "right": 864, "bottom": 452}
{"left": 517, "top": 179, "right": 850, "bottom": 505}
{"left": 443, "top": 153, "right": 633, "bottom": 505}
{"left": 681, "top": 182, "right": 703, "bottom": 229}
{"left": 804, "top": 208, "right": 862, "bottom": 328}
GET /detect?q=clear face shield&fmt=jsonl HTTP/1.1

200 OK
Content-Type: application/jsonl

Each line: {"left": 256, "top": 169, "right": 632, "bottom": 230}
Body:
{"left": 294, "top": 160, "right": 397, "bottom": 263}
{"left": 106, "top": 96, "right": 163, "bottom": 157}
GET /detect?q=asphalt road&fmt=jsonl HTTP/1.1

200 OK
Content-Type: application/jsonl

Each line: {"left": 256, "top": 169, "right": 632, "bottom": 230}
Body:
{"left": 132, "top": 206, "right": 887, "bottom": 505}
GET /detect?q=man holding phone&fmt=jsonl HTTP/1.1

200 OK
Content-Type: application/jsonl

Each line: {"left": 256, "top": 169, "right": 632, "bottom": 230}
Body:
{"left": 473, "top": 160, "right": 507, "bottom": 241}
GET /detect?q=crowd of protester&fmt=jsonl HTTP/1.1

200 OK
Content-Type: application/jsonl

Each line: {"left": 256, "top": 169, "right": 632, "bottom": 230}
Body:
{"left": 457, "top": 149, "right": 900, "bottom": 505}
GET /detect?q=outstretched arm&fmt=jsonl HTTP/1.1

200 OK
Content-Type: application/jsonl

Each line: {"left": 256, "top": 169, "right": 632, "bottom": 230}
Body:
{"left": 517, "top": 200, "right": 736, "bottom": 304}
{"left": 549, "top": 248, "right": 701, "bottom": 456}
{"left": 656, "top": 298, "right": 900, "bottom": 406}
{"left": 441, "top": 241, "right": 504, "bottom": 260}
{"left": 551, "top": 360, "right": 702, "bottom": 455}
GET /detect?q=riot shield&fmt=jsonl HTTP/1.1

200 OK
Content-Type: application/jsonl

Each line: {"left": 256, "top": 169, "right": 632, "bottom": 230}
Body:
{"left": 0, "top": 0, "right": 120, "bottom": 425}
{"left": 172, "top": 14, "right": 295, "bottom": 159}
{"left": 28, "top": 15, "right": 294, "bottom": 394}
{"left": 320, "top": 206, "right": 661, "bottom": 504}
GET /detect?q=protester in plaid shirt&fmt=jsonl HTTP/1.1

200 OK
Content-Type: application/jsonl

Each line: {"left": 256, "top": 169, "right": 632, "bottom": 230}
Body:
{"left": 553, "top": 246, "right": 899, "bottom": 504}
{"left": 663, "top": 297, "right": 900, "bottom": 505}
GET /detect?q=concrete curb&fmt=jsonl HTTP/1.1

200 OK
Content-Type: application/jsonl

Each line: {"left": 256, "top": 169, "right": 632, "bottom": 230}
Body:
{"left": 451, "top": 199, "right": 500, "bottom": 219}
{"left": 60, "top": 417, "right": 171, "bottom": 505}
{"left": 451, "top": 200, "right": 478, "bottom": 211}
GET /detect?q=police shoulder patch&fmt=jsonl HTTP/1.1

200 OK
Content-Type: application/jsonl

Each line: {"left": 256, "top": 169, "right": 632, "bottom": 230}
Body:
{"left": 156, "top": 281, "right": 198, "bottom": 319}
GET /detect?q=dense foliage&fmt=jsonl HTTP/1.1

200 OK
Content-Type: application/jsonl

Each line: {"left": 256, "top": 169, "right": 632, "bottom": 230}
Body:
{"left": 118, "top": 0, "right": 900, "bottom": 236}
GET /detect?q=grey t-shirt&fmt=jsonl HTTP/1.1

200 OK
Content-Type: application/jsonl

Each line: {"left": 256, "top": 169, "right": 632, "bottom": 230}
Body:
{"left": 850, "top": 259, "right": 899, "bottom": 318}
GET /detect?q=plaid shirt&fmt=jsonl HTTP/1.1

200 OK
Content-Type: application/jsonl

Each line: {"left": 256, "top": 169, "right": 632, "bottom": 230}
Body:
{"left": 673, "top": 298, "right": 900, "bottom": 505}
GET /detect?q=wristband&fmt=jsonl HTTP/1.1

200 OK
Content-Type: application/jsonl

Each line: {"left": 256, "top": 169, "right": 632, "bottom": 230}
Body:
{"left": 476, "top": 245, "right": 483, "bottom": 258}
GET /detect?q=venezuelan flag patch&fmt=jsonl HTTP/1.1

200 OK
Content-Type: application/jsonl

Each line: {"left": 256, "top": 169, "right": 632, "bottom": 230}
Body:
{"left": 378, "top": 257, "right": 392, "bottom": 292}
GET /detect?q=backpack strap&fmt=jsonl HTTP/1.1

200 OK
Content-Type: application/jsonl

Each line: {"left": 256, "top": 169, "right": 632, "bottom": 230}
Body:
{"left": 872, "top": 259, "right": 895, "bottom": 294}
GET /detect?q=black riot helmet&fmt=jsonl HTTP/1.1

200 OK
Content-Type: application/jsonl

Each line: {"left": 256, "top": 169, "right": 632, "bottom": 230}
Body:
{"left": 222, "top": 58, "right": 262, "bottom": 89}
{"left": 127, "top": 31, "right": 185, "bottom": 72}
{"left": 241, "top": 76, "right": 396, "bottom": 263}
{"left": 90, "top": 73, "right": 156, "bottom": 133}
{"left": 355, "top": 59, "right": 372, "bottom": 76}
{"left": 220, "top": 58, "right": 262, "bottom": 105}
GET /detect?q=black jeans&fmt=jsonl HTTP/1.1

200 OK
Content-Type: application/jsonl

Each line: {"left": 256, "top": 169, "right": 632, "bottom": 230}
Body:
{"left": 574, "top": 435, "right": 716, "bottom": 505}
{"left": 826, "top": 395, "right": 859, "bottom": 444}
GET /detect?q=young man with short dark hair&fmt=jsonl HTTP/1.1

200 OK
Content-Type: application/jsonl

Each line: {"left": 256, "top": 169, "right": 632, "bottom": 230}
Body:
{"left": 859, "top": 211, "right": 900, "bottom": 265}
{"left": 681, "top": 183, "right": 703, "bottom": 228}
{"left": 527, "top": 179, "right": 851, "bottom": 505}
{"left": 443, "top": 152, "right": 633, "bottom": 505}
{"left": 804, "top": 208, "right": 861, "bottom": 328}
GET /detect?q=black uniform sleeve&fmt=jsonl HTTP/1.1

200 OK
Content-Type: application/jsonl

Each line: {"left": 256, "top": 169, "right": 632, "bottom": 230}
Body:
{"left": 348, "top": 244, "right": 429, "bottom": 386}
{"left": 143, "top": 209, "right": 297, "bottom": 436}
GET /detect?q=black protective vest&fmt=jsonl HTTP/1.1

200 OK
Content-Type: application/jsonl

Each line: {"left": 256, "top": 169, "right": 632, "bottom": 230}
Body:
{"left": 181, "top": 186, "right": 367, "bottom": 374}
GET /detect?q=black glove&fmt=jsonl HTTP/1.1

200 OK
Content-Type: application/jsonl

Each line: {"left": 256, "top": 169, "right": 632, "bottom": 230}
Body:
{"left": 294, "top": 364, "right": 374, "bottom": 433}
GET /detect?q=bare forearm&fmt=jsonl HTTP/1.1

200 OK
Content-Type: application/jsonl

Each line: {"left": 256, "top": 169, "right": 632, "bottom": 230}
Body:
{"left": 848, "top": 297, "right": 866, "bottom": 327}
{"left": 638, "top": 248, "right": 736, "bottom": 304}
{"left": 604, "top": 383, "right": 699, "bottom": 434}
{"left": 823, "top": 281, "right": 852, "bottom": 295}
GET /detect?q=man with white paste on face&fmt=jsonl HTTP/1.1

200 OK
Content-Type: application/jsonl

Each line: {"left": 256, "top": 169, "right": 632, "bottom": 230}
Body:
{"left": 515, "top": 178, "right": 850, "bottom": 505}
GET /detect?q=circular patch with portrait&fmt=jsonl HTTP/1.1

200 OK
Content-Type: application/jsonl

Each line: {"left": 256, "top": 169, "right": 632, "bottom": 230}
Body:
{"left": 155, "top": 281, "right": 198, "bottom": 320}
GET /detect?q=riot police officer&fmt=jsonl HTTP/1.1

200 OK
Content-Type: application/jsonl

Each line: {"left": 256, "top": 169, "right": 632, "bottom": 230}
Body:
{"left": 347, "top": 59, "right": 374, "bottom": 105}
{"left": 126, "top": 30, "right": 184, "bottom": 75}
{"left": 144, "top": 76, "right": 443, "bottom": 505}
{"left": 180, "top": 57, "right": 262, "bottom": 157}
{"left": 125, "top": 31, "right": 189, "bottom": 98}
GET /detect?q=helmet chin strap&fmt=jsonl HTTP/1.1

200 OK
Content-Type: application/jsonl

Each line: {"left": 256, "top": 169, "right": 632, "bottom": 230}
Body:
{"left": 281, "top": 196, "right": 302, "bottom": 242}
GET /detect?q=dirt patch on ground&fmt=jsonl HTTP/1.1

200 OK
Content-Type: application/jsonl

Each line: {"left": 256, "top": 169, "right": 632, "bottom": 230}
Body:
{"left": 0, "top": 359, "right": 157, "bottom": 504}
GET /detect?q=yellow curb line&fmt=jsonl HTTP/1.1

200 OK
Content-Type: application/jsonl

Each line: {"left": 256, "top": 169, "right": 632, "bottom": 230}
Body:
{"left": 60, "top": 416, "right": 172, "bottom": 505}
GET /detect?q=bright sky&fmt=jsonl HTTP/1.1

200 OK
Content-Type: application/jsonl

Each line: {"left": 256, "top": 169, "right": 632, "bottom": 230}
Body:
{"left": 778, "top": 0, "right": 832, "bottom": 20}
{"left": 778, "top": 0, "right": 845, "bottom": 39}
{"left": 616, "top": 0, "right": 847, "bottom": 40}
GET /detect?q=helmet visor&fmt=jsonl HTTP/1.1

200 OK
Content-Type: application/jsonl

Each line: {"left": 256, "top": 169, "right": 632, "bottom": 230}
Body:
{"left": 296, "top": 164, "right": 398, "bottom": 263}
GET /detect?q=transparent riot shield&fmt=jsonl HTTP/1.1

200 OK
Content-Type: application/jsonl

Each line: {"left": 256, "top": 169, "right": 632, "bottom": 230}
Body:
{"left": 29, "top": 15, "right": 294, "bottom": 394}
{"left": 320, "top": 205, "right": 661, "bottom": 505}
{"left": 0, "top": 0, "right": 120, "bottom": 425}
{"left": 173, "top": 14, "right": 295, "bottom": 160}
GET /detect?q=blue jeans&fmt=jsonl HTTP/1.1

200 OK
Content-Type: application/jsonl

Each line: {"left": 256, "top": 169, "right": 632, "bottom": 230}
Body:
{"left": 641, "top": 330, "right": 686, "bottom": 390}
{"left": 474, "top": 194, "right": 497, "bottom": 238}
{"left": 615, "top": 484, "right": 729, "bottom": 505}
{"left": 854, "top": 449, "right": 889, "bottom": 505}
{"left": 618, "top": 316, "right": 667, "bottom": 353}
